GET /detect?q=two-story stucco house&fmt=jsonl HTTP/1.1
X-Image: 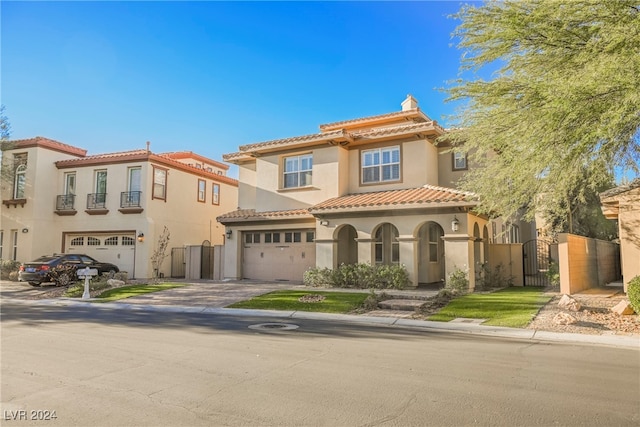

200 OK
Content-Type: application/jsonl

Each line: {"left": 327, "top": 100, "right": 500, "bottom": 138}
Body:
{"left": 1, "top": 137, "right": 238, "bottom": 279}
{"left": 218, "top": 95, "right": 534, "bottom": 288}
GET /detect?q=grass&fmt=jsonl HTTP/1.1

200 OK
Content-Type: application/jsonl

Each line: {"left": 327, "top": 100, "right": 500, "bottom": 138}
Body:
{"left": 428, "top": 287, "right": 552, "bottom": 328}
{"left": 92, "top": 282, "right": 188, "bottom": 302}
{"left": 227, "top": 290, "right": 371, "bottom": 314}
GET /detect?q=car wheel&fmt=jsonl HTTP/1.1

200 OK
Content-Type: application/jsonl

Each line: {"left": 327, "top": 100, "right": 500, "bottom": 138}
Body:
{"left": 28, "top": 281, "right": 41, "bottom": 287}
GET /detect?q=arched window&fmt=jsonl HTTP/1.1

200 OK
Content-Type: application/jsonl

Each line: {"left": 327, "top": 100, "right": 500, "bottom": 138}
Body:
{"left": 14, "top": 164, "right": 26, "bottom": 199}
{"left": 105, "top": 236, "right": 118, "bottom": 246}
{"left": 122, "top": 236, "right": 135, "bottom": 246}
{"left": 87, "top": 237, "right": 101, "bottom": 246}
{"left": 374, "top": 223, "right": 399, "bottom": 265}
{"left": 70, "top": 237, "right": 84, "bottom": 246}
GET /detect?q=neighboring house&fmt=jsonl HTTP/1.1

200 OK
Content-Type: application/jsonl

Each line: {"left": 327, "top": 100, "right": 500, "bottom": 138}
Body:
{"left": 600, "top": 178, "right": 640, "bottom": 292}
{"left": 1, "top": 137, "right": 238, "bottom": 279}
{"left": 218, "top": 95, "right": 534, "bottom": 287}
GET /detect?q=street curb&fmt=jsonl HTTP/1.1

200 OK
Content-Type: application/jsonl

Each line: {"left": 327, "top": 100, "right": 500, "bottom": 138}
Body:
{"left": 3, "top": 297, "right": 639, "bottom": 349}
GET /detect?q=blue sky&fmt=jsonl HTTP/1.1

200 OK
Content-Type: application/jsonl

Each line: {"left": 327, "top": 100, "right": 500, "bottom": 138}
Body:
{"left": 2, "top": 1, "right": 468, "bottom": 177}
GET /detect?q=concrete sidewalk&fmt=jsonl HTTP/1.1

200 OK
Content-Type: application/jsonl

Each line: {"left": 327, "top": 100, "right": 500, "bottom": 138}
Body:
{"left": 2, "top": 280, "right": 638, "bottom": 349}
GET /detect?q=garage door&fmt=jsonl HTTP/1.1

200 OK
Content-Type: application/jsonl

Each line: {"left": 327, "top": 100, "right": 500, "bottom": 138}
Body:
{"left": 65, "top": 233, "right": 136, "bottom": 277}
{"left": 242, "top": 230, "right": 315, "bottom": 282}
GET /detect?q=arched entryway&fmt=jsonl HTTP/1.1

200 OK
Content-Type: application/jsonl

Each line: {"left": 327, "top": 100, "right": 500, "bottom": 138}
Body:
{"left": 373, "top": 223, "right": 399, "bottom": 265}
{"left": 336, "top": 224, "right": 358, "bottom": 266}
{"left": 417, "top": 221, "right": 445, "bottom": 284}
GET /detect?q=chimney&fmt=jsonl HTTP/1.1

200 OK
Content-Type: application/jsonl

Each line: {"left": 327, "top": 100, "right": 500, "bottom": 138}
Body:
{"left": 146, "top": 141, "right": 150, "bottom": 152}
{"left": 401, "top": 94, "right": 418, "bottom": 111}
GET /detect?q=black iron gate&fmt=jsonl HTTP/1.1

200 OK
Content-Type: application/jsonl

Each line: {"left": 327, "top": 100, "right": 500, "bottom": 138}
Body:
{"left": 201, "top": 240, "right": 215, "bottom": 280}
{"left": 170, "top": 247, "right": 185, "bottom": 278}
{"left": 522, "top": 239, "right": 551, "bottom": 286}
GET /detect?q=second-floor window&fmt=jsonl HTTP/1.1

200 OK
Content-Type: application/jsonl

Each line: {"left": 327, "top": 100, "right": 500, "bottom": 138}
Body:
{"left": 283, "top": 154, "right": 312, "bottom": 188}
{"left": 94, "top": 170, "right": 107, "bottom": 204}
{"left": 212, "top": 183, "right": 220, "bottom": 205}
{"left": 453, "top": 152, "right": 467, "bottom": 171}
{"left": 65, "top": 172, "right": 76, "bottom": 195}
{"left": 362, "top": 146, "right": 400, "bottom": 184}
{"left": 153, "top": 166, "right": 167, "bottom": 200}
{"left": 13, "top": 165, "right": 26, "bottom": 199}
{"left": 198, "top": 179, "right": 206, "bottom": 202}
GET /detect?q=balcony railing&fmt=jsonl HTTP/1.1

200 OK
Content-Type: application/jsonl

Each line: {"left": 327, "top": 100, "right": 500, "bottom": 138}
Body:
{"left": 120, "top": 191, "right": 142, "bottom": 208}
{"left": 86, "top": 193, "right": 107, "bottom": 209}
{"left": 56, "top": 194, "right": 75, "bottom": 210}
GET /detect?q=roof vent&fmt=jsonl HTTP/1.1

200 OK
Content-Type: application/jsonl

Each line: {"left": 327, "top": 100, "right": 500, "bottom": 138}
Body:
{"left": 401, "top": 94, "right": 418, "bottom": 111}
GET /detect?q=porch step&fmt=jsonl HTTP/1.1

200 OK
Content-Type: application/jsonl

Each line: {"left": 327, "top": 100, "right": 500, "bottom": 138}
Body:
{"left": 378, "top": 299, "right": 426, "bottom": 311}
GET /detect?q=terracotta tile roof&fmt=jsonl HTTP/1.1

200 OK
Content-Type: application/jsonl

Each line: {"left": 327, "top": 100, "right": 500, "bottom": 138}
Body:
{"left": 217, "top": 208, "right": 314, "bottom": 223}
{"left": 352, "top": 122, "right": 444, "bottom": 138}
{"left": 160, "top": 151, "right": 229, "bottom": 170}
{"left": 238, "top": 129, "right": 348, "bottom": 153}
{"left": 5, "top": 136, "right": 87, "bottom": 157}
{"left": 309, "top": 185, "right": 477, "bottom": 213}
{"left": 319, "top": 108, "right": 430, "bottom": 131}
{"left": 56, "top": 149, "right": 150, "bottom": 166}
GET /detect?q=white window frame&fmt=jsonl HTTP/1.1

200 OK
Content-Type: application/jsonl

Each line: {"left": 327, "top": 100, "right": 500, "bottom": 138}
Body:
{"left": 14, "top": 164, "right": 26, "bottom": 199}
{"left": 11, "top": 230, "right": 18, "bottom": 261}
{"left": 283, "top": 154, "right": 312, "bottom": 189}
{"left": 361, "top": 146, "right": 400, "bottom": 184}
{"left": 197, "top": 179, "right": 206, "bottom": 203}
{"left": 152, "top": 166, "right": 167, "bottom": 200}
{"left": 453, "top": 152, "right": 467, "bottom": 171}
{"left": 0, "top": 230, "right": 3, "bottom": 259}
{"left": 212, "top": 183, "right": 220, "bottom": 205}
{"left": 64, "top": 172, "right": 76, "bottom": 195}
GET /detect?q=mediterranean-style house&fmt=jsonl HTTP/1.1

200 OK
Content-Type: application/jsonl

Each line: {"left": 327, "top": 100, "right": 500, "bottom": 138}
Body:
{"left": 600, "top": 178, "right": 640, "bottom": 292}
{"left": 218, "top": 95, "right": 535, "bottom": 288}
{"left": 1, "top": 137, "right": 238, "bottom": 279}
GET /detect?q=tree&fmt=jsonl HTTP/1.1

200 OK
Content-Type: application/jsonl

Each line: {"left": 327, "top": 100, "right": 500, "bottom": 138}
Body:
{"left": 0, "top": 105, "right": 14, "bottom": 194}
{"left": 150, "top": 226, "right": 170, "bottom": 281}
{"left": 444, "top": 1, "right": 640, "bottom": 222}
{"left": 0, "top": 105, "right": 11, "bottom": 140}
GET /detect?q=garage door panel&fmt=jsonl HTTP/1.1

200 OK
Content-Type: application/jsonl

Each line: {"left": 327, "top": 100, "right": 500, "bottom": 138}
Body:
{"left": 242, "top": 231, "right": 315, "bottom": 282}
{"left": 66, "top": 233, "right": 135, "bottom": 276}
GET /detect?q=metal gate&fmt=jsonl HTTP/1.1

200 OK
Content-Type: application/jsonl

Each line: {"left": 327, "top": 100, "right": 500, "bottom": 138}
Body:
{"left": 170, "top": 247, "right": 185, "bottom": 278}
{"left": 201, "top": 240, "right": 215, "bottom": 280}
{"left": 522, "top": 239, "right": 551, "bottom": 286}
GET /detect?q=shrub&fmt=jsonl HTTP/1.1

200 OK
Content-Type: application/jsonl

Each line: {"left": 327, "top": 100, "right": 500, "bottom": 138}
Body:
{"left": 546, "top": 261, "right": 560, "bottom": 290}
{"left": 476, "top": 262, "right": 514, "bottom": 291}
{"left": 64, "top": 280, "right": 111, "bottom": 298}
{"left": 1, "top": 260, "right": 21, "bottom": 280}
{"left": 49, "top": 264, "right": 79, "bottom": 287}
{"left": 628, "top": 276, "right": 640, "bottom": 315}
{"left": 446, "top": 266, "right": 469, "bottom": 293}
{"left": 304, "top": 263, "right": 410, "bottom": 290}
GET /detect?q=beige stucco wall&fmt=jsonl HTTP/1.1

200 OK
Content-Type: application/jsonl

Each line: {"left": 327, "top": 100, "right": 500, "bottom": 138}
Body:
{"left": 617, "top": 187, "right": 640, "bottom": 291}
{"left": 488, "top": 244, "right": 525, "bottom": 286}
{"left": 558, "top": 233, "right": 620, "bottom": 294}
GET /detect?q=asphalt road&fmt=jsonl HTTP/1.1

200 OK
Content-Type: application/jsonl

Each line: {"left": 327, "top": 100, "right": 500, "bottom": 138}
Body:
{"left": 1, "top": 302, "right": 638, "bottom": 427}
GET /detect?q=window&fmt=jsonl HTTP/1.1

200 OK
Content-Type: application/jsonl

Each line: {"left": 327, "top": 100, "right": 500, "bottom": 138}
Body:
{"left": 285, "top": 232, "right": 302, "bottom": 243}
{"left": 245, "top": 233, "right": 261, "bottom": 244}
{"left": 153, "top": 167, "right": 167, "bottom": 200}
{"left": 452, "top": 152, "right": 467, "bottom": 171}
{"left": 105, "top": 236, "right": 118, "bottom": 246}
{"left": 362, "top": 146, "right": 400, "bottom": 184}
{"left": 0, "top": 230, "right": 3, "bottom": 259}
{"left": 11, "top": 230, "right": 18, "bottom": 260}
{"left": 94, "top": 170, "right": 107, "bottom": 204}
{"left": 374, "top": 223, "right": 399, "bottom": 265}
{"left": 87, "top": 237, "right": 101, "bottom": 246}
{"left": 198, "top": 179, "right": 206, "bottom": 202}
{"left": 306, "top": 231, "right": 315, "bottom": 242}
{"left": 283, "top": 154, "right": 312, "bottom": 188}
{"left": 64, "top": 172, "right": 76, "bottom": 195}
{"left": 264, "top": 232, "right": 281, "bottom": 243}
{"left": 122, "top": 236, "right": 135, "bottom": 246}
{"left": 14, "top": 165, "right": 26, "bottom": 199}
{"left": 70, "top": 237, "right": 84, "bottom": 246}
{"left": 212, "top": 183, "right": 220, "bottom": 205}
{"left": 509, "top": 224, "right": 520, "bottom": 244}
{"left": 428, "top": 224, "right": 440, "bottom": 262}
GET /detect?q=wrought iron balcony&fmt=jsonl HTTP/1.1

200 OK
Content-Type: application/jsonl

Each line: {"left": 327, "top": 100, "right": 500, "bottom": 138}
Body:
{"left": 86, "top": 193, "right": 107, "bottom": 209}
{"left": 120, "top": 191, "right": 142, "bottom": 208}
{"left": 56, "top": 194, "right": 76, "bottom": 210}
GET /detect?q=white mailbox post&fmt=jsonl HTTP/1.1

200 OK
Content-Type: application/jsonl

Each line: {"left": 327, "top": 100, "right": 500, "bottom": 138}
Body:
{"left": 77, "top": 267, "right": 98, "bottom": 300}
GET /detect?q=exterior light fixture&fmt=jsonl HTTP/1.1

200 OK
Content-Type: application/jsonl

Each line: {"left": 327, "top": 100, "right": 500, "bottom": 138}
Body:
{"left": 225, "top": 229, "right": 232, "bottom": 239}
{"left": 137, "top": 232, "right": 145, "bottom": 242}
{"left": 21, "top": 228, "right": 29, "bottom": 233}
{"left": 319, "top": 220, "right": 329, "bottom": 226}
{"left": 451, "top": 216, "right": 460, "bottom": 232}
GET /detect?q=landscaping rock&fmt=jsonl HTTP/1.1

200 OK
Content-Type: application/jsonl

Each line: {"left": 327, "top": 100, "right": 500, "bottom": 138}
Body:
{"left": 107, "top": 279, "right": 125, "bottom": 287}
{"left": 553, "top": 312, "right": 578, "bottom": 325}
{"left": 558, "top": 294, "right": 581, "bottom": 312}
{"left": 611, "top": 300, "right": 635, "bottom": 315}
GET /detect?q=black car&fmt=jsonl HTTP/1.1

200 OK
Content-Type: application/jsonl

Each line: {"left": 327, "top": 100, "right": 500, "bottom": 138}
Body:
{"left": 18, "top": 254, "right": 120, "bottom": 286}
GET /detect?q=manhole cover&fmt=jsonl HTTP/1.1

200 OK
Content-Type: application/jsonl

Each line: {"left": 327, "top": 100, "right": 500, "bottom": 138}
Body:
{"left": 248, "top": 323, "right": 299, "bottom": 331}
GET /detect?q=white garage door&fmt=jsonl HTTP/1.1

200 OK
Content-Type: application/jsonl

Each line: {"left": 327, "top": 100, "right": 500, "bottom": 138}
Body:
{"left": 242, "top": 230, "right": 315, "bottom": 282}
{"left": 65, "top": 233, "right": 136, "bottom": 276}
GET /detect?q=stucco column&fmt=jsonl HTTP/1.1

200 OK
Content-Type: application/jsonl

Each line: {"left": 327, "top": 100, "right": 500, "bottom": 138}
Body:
{"left": 223, "top": 227, "right": 241, "bottom": 280}
{"left": 314, "top": 238, "right": 336, "bottom": 270}
{"left": 356, "top": 238, "right": 374, "bottom": 265}
{"left": 398, "top": 236, "right": 419, "bottom": 288}
{"left": 442, "top": 234, "right": 476, "bottom": 291}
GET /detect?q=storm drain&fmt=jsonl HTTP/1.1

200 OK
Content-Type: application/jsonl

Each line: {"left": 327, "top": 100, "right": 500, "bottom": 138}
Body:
{"left": 248, "top": 323, "right": 299, "bottom": 331}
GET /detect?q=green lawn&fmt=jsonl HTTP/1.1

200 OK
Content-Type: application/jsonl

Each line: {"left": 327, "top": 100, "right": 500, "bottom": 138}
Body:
{"left": 428, "top": 287, "right": 552, "bottom": 327}
{"left": 93, "top": 282, "right": 188, "bottom": 302}
{"left": 227, "top": 290, "right": 370, "bottom": 314}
